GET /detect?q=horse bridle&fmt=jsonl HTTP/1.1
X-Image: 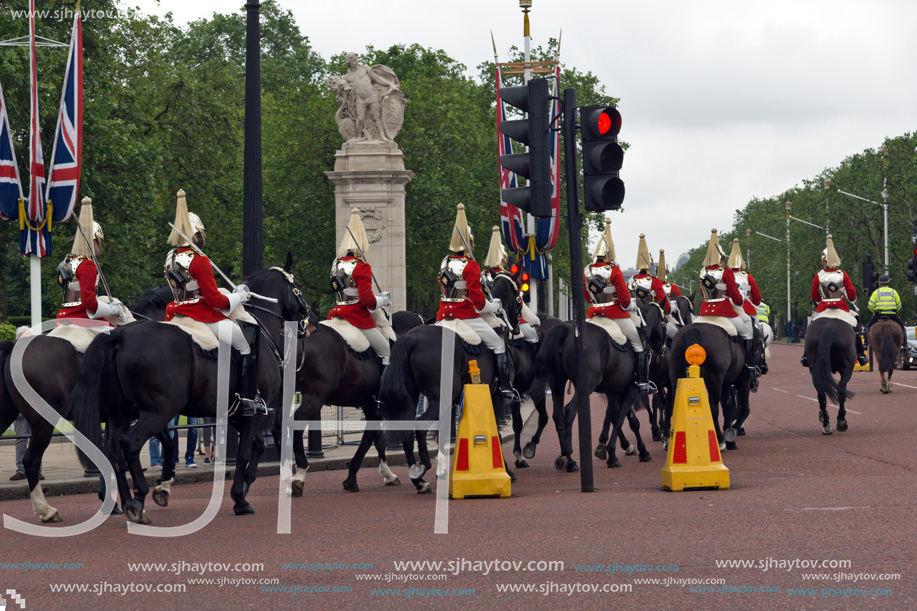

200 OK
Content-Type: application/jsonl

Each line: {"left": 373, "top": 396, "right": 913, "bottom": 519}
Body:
{"left": 242, "top": 267, "right": 312, "bottom": 369}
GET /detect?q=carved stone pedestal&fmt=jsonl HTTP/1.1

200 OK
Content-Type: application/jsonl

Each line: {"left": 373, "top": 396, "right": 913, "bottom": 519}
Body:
{"left": 325, "top": 141, "right": 414, "bottom": 312}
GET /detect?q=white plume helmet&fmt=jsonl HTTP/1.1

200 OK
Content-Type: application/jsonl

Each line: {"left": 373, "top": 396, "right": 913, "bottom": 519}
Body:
{"left": 822, "top": 234, "right": 841, "bottom": 268}
{"left": 484, "top": 226, "right": 506, "bottom": 268}
{"left": 635, "top": 233, "right": 653, "bottom": 271}
{"left": 657, "top": 249, "right": 668, "bottom": 283}
{"left": 449, "top": 203, "right": 474, "bottom": 254}
{"left": 593, "top": 218, "right": 616, "bottom": 263}
{"left": 727, "top": 238, "right": 744, "bottom": 269}
{"left": 338, "top": 208, "right": 370, "bottom": 258}
{"left": 167, "top": 189, "right": 204, "bottom": 247}
{"left": 702, "top": 228, "right": 725, "bottom": 267}
{"left": 70, "top": 197, "right": 98, "bottom": 257}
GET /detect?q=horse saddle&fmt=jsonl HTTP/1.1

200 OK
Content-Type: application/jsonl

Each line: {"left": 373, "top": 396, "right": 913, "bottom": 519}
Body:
{"left": 585, "top": 316, "right": 628, "bottom": 346}
{"left": 814, "top": 308, "right": 858, "bottom": 327}
{"left": 694, "top": 315, "right": 738, "bottom": 337}
{"left": 434, "top": 318, "right": 482, "bottom": 346}
{"left": 49, "top": 297, "right": 136, "bottom": 353}
{"left": 166, "top": 291, "right": 258, "bottom": 351}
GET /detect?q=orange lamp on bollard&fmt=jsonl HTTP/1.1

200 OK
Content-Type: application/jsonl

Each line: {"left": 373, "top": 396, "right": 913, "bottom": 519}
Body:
{"left": 661, "top": 344, "right": 730, "bottom": 491}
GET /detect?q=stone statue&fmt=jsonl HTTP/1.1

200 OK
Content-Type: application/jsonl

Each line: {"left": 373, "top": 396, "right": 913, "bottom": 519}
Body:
{"left": 326, "top": 52, "right": 407, "bottom": 143}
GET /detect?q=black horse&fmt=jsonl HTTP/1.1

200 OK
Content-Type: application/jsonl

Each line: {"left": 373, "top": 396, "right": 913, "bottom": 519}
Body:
{"left": 666, "top": 319, "right": 758, "bottom": 452}
{"left": 531, "top": 302, "right": 667, "bottom": 473}
{"left": 66, "top": 264, "right": 308, "bottom": 523}
{"left": 804, "top": 316, "right": 856, "bottom": 434}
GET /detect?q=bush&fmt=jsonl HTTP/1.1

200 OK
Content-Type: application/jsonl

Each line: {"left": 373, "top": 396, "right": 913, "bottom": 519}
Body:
{"left": 0, "top": 323, "right": 17, "bottom": 341}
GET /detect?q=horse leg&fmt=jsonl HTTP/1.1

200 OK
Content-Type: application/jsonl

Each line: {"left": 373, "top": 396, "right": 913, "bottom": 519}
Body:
{"left": 560, "top": 397, "right": 579, "bottom": 473}
{"left": 627, "top": 408, "right": 651, "bottom": 462}
{"left": 836, "top": 372, "right": 851, "bottom": 433}
{"left": 551, "top": 382, "right": 570, "bottom": 471}
{"left": 606, "top": 392, "right": 635, "bottom": 468}
{"left": 594, "top": 400, "right": 614, "bottom": 461}
{"left": 244, "top": 432, "right": 265, "bottom": 485}
{"left": 650, "top": 392, "right": 663, "bottom": 441}
{"left": 707, "top": 385, "right": 726, "bottom": 451}
{"left": 343, "top": 413, "right": 381, "bottom": 492}
{"left": 817, "top": 391, "right": 832, "bottom": 435}
{"left": 373, "top": 427, "right": 400, "bottom": 486}
{"left": 412, "top": 428, "right": 433, "bottom": 494}
{"left": 522, "top": 393, "right": 550, "bottom": 460}
{"left": 511, "top": 398, "right": 528, "bottom": 468}
{"left": 118, "top": 422, "right": 157, "bottom": 525}
{"left": 230, "top": 419, "right": 258, "bottom": 515}
{"left": 23, "top": 420, "right": 60, "bottom": 523}
{"left": 290, "top": 428, "right": 310, "bottom": 497}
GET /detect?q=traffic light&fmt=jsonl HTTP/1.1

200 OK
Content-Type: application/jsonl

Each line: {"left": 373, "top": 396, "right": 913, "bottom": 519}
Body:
{"left": 580, "top": 105, "right": 624, "bottom": 212}
{"left": 510, "top": 263, "right": 532, "bottom": 303}
{"left": 498, "top": 78, "right": 553, "bottom": 218}
{"left": 909, "top": 224, "right": 917, "bottom": 282}
{"left": 863, "top": 254, "right": 878, "bottom": 294}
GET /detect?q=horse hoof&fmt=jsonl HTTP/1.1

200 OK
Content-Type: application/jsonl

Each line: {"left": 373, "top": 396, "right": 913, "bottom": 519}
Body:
{"left": 554, "top": 456, "right": 569, "bottom": 472}
{"left": 567, "top": 461, "right": 579, "bottom": 473}
{"left": 140, "top": 511, "right": 152, "bottom": 525}
{"left": 233, "top": 502, "right": 255, "bottom": 515}
{"left": 342, "top": 480, "right": 359, "bottom": 493}
{"left": 292, "top": 480, "right": 304, "bottom": 497}
{"left": 124, "top": 500, "right": 144, "bottom": 524}
{"left": 652, "top": 432, "right": 663, "bottom": 442}
{"left": 725, "top": 441, "right": 737, "bottom": 451}
{"left": 152, "top": 488, "right": 169, "bottom": 507}
{"left": 822, "top": 425, "right": 833, "bottom": 435}
{"left": 594, "top": 444, "right": 607, "bottom": 461}
{"left": 386, "top": 478, "right": 401, "bottom": 487}
{"left": 723, "top": 428, "right": 738, "bottom": 443}
{"left": 409, "top": 464, "right": 427, "bottom": 480}
{"left": 417, "top": 482, "right": 432, "bottom": 494}
{"left": 639, "top": 451, "right": 652, "bottom": 463}
{"left": 738, "top": 427, "right": 746, "bottom": 436}
{"left": 607, "top": 458, "right": 622, "bottom": 469}
{"left": 836, "top": 419, "right": 848, "bottom": 432}
{"left": 515, "top": 459, "right": 530, "bottom": 468}
{"left": 522, "top": 443, "right": 536, "bottom": 459}
{"left": 110, "top": 504, "right": 124, "bottom": 516}
{"left": 719, "top": 441, "right": 726, "bottom": 452}
{"left": 41, "top": 511, "right": 62, "bottom": 523}
{"left": 508, "top": 470, "right": 517, "bottom": 483}
{"left": 624, "top": 444, "right": 636, "bottom": 456}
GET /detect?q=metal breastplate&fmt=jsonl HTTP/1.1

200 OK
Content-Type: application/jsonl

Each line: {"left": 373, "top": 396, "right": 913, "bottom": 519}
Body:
{"left": 733, "top": 271, "right": 750, "bottom": 300}
{"left": 57, "top": 255, "right": 90, "bottom": 307}
{"left": 584, "top": 264, "right": 618, "bottom": 306}
{"left": 629, "top": 275, "right": 655, "bottom": 301}
{"left": 662, "top": 283, "right": 672, "bottom": 298}
{"left": 439, "top": 256, "right": 469, "bottom": 302}
{"left": 699, "top": 267, "right": 727, "bottom": 302}
{"left": 817, "top": 270, "right": 845, "bottom": 301}
{"left": 165, "top": 249, "right": 200, "bottom": 304}
{"left": 330, "top": 258, "right": 360, "bottom": 306}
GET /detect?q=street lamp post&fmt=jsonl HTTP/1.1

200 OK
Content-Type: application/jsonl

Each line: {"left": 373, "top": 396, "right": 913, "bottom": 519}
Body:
{"left": 786, "top": 202, "right": 791, "bottom": 340}
{"left": 837, "top": 188, "right": 888, "bottom": 273}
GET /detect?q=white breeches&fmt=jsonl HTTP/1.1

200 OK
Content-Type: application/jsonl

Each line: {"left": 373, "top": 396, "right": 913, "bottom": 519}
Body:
{"left": 203, "top": 321, "right": 250, "bottom": 354}
{"left": 360, "top": 326, "right": 390, "bottom": 364}
{"left": 666, "top": 314, "right": 679, "bottom": 340}
{"left": 462, "top": 317, "right": 505, "bottom": 354}
{"left": 615, "top": 317, "right": 643, "bottom": 352}
{"left": 730, "top": 315, "right": 755, "bottom": 340}
{"left": 519, "top": 323, "right": 539, "bottom": 343}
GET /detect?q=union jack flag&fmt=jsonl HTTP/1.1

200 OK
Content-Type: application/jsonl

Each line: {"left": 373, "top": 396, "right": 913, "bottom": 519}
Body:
{"left": 23, "top": 0, "right": 49, "bottom": 257}
{"left": 0, "top": 77, "right": 23, "bottom": 220}
{"left": 47, "top": 9, "right": 83, "bottom": 226}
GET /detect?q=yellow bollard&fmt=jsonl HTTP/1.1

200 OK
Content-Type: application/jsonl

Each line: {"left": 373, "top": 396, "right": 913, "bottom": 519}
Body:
{"left": 661, "top": 344, "right": 730, "bottom": 491}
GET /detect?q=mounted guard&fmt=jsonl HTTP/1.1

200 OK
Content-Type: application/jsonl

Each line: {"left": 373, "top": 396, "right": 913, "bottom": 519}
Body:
{"left": 628, "top": 233, "right": 671, "bottom": 315}
{"left": 657, "top": 249, "right": 684, "bottom": 339}
{"left": 163, "top": 189, "right": 263, "bottom": 416}
{"left": 437, "top": 204, "right": 515, "bottom": 406}
{"left": 802, "top": 234, "right": 868, "bottom": 367}
{"left": 56, "top": 198, "right": 126, "bottom": 327}
{"left": 327, "top": 208, "right": 393, "bottom": 415}
{"left": 728, "top": 238, "right": 767, "bottom": 375}
{"left": 583, "top": 219, "right": 654, "bottom": 394}
{"left": 698, "top": 229, "right": 759, "bottom": 387}
{"left": 482, "top": 226, "right": 539, "bottom": 346}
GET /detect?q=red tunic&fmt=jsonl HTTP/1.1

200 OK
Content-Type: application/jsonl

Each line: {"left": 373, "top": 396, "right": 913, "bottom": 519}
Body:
{"left": 632, "top": 272, "right": 671, "bottom": 314}
{"left": 812, "top": 269, "right": 856, "bottom": 313}
{"left": 584, "top": 262, "right": 632, "bottom": 320}
{"left": 56, "top": 258, "right": 107, "bottom": 323}
{"left": 436, "top": 257, "right": 487, "bottom": 321}
{"left": 327, "top": 257, "right": 378, "bottom": 329}
{"left": 165, "top": 248, "right": 230, "bottom": 323}
{"left": 741, "top": 272, "right": 762, "bottom": 316}
{"left": 699, "top": 266, "right": 743, "bottom": 317}
{"left": 665, "top": 283, "right": 682, "bottom": 297}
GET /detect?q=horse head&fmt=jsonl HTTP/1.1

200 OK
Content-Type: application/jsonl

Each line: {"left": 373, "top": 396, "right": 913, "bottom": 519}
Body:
{"left": 675, "top": 295, "right": 694, "bottom": 326}
{"left": 245, "top": 265, "right": 312, "bottom": 338}
{"left": 490, "top": 271, "right": 522, "bottom": 335}
{"left": 639, "top": 301, "right": 667, "bottom": 355}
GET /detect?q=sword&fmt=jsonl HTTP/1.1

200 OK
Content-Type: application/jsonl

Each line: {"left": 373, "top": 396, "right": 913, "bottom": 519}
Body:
{"left": 167, "top": 222, "right": 278, "bottom": 303}
{"left": 73, "top": 220, "right": 113, "bottom": 302}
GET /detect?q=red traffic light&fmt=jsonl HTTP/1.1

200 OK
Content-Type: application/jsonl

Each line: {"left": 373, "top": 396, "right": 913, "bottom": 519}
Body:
{"left": 521, "top": 272, "right": 530, "bottom": 282}
{"left": 510, "top": 264, "right": 519, "bottom": 274}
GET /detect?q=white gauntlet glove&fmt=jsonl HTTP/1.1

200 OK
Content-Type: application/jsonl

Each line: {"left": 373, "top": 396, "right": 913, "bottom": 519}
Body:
{"left": 90, "top": 300, "right": 116, "bottom": 320}
{"left": 478, "top": 298, "right": 501, "bottom": 314}
{"left": 374, "top": 292, "right": 392, "bottom": 310}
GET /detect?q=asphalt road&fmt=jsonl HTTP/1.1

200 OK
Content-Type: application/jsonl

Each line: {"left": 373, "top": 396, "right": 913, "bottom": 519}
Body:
{"left": 0, "top": 343, "right": 914, "bottom": 610}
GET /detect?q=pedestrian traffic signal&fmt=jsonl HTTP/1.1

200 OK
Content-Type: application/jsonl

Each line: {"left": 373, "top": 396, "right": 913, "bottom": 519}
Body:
{"left": 580, "top": 105, "right": 624, "bottom": 212}
{"left": 499, "top": 78, "right": 553, "bottom": 218}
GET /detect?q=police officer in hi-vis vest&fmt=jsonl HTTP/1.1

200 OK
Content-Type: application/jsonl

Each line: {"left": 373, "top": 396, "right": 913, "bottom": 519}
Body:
{"left": 865, "top": 274, "right": 907, "bottom": 351}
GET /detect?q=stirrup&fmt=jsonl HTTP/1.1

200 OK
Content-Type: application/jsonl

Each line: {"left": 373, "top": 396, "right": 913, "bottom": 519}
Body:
{"left": 800, "top": 355, "right": 808, "bottom": 367}
{"left": 749, "top": 377, "right": 759, "bottom": 393}
{"left": 637, "top": 380, "right": 657, "bottom": 395}
{"left": 857, "top": 354, "right": 868, "bottom": 366}
{"left": 501, "top": 387, "right": 522, "bottom": 404}
{"left": 235, "top": 394, "right": 270, "bottom": 417}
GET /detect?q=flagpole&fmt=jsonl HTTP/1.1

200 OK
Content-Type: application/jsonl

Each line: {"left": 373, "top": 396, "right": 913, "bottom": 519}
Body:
{"left": 521, "top": 1, "right": 538, "bottom": 311}
{"left": 28, "top": 0, "right": 40, "bottom": 328}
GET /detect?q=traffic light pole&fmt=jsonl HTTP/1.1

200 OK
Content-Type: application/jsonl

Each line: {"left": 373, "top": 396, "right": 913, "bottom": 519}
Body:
{"left": 562, "top": 87, "right": 594, "bottom": 493}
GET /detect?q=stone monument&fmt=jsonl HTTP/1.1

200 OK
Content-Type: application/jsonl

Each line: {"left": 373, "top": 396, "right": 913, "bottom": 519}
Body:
{"left": 325, "top": 53, "right": 413, "bottom": 311}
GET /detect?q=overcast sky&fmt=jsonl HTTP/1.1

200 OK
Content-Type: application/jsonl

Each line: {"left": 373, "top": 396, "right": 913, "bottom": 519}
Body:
{"left": 130, "top": 0, "right": 916, "bottom": 267}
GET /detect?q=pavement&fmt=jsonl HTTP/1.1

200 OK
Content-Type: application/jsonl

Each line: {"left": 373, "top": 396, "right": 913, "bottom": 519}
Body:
{"left": 0, "top": 399, "right": 536, "bottom": 501}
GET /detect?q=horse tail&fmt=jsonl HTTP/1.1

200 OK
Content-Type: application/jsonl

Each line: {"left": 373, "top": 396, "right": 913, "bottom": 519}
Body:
{"left": 67, "top": 332, "right": 119, "bottom": 471}
{"left": 530, "top": 323, "right": 568, "bottom": 396}
{"left": 876, "top": 324, "right": 899, "bottom": 374}
{"left": 811, "top": 324, "right": 847, "bottom": 404}
{"left": 380, "top": 334, "right": 418, "bottom": 421}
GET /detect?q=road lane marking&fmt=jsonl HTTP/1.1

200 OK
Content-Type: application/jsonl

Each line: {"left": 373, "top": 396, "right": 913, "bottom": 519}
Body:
{"left": 891, "top": 382, "right": 917, "bottom": 389}
{"left": 772, "top": 388, "right": 789, "bottom": 393}
{"left": 796, "top": 395, "right": 818, "bottom": 402}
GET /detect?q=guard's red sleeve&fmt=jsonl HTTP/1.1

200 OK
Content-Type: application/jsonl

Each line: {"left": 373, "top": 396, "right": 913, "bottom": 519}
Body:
{"left": 354, "top": 261, "right": 378, "bottom": 310}
{"left": 76, "top": 259, "right": 99, "bottom": 315}
{"left": 670, "top": 284, "right": 682, "bottom": 297}
{"left": 811, "top": 275, "right": 822, "bottom": 304}
{"left": 463, "top": 259, "right": 487, "bottom": 311}
{"left": 190, "top": 254, "right": 230, "bottom": 310}
{"left": 651, "top": 277, "right": 671, "bottom": 313}
{"left": 722, "top": 268, "right": 743, "bottom": 306}
{"left": 843, "top": 272, "right": 857, "bottom": 302}
{"left": 747, "top": 274, "right": 762, "bottom": 306}
{"left": 613, "top": 267, "right": 631, "bottom": 309}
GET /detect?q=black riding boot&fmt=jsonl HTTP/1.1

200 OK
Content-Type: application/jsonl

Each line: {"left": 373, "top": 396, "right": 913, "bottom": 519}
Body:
{"left": 635, "top": 350, "right": 655, "bottom": 395}
{"left": 236, "top": 352, "right": 268, "bottom": 417}
{"left": 745, "top": 338, "right": 759, "bottom": 392}
{"left": 495, "top": 352, "right": 517, "bottom": 410}
{"left": 370, "top": 364, "right": 388, "bottom": 418}
{"left": 855, "top": 331, "right": 868, "bottom": 366}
